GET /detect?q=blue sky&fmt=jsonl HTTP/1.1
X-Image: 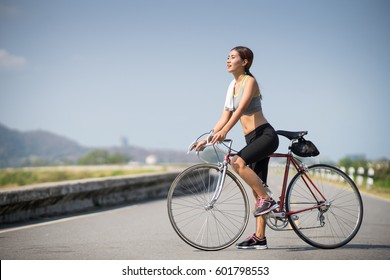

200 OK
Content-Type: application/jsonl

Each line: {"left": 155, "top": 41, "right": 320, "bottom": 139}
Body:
{"left": 0, "top": 0, "right": 389, "bottom": 161}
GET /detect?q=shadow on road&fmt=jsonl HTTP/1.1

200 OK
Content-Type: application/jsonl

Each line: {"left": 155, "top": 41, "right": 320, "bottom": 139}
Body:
{"left": 278, "top": 243, "right": 390, "bottom": 252}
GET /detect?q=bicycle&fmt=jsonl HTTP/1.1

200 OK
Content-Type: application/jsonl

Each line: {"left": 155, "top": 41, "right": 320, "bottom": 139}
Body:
{"left": 167, "top": 130, "right": 363, "bottom": 251}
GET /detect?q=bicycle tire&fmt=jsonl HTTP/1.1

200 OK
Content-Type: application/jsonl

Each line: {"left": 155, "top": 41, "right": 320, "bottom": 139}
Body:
{"left": 285, "top": 164, "right": 363, "bottom": 249}
{"left": 167, "top": 163, "right": 250, "bottom": 251}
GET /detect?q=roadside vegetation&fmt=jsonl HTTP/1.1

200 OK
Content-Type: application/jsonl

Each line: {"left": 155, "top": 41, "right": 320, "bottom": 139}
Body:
{"left": 337, "top": 157, "right": 390, "bottom": 199}
{"left": 1, "top": 149, "right": 389, "bottom": 201}
{"left": 0, "top": 148, "right": 165, "bottom": 188}
{"left": 0, "top": 167, "right": 163, "bottom": 189}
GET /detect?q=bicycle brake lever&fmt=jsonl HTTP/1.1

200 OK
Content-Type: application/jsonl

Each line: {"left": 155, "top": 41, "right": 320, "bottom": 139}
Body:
{"left": 187, "top": 141, "right": 197, "bottom": 154}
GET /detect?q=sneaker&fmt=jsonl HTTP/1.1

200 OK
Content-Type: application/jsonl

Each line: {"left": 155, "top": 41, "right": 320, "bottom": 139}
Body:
{"left": 254, "top": 196, "right": 277, "bottom": 216}
{"left": 236, "top": 234, "right": 267, "bottom": 249}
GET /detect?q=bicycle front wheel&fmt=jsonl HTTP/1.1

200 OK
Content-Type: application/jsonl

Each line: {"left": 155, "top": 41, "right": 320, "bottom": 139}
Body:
{"left": 167, "top": 163, "right": 249, "bottom": 251}
{"left": 286, "top": 164, "right": 363, "bottom": 249}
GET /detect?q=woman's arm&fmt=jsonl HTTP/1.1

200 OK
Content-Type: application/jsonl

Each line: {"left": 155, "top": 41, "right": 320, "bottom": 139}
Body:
{"left": 192, "top": 109, "right": 232, "bottom": 151}
{"left": 212, "top": 110, "right": 232, "bottom": 134}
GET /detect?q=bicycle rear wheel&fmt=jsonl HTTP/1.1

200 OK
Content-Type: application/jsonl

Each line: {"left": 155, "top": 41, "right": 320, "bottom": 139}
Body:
{"left": 167, "top": 163, "right": 249, "bottom": 251}
{"left": 285, "top": 164, "right": 363, "bottom": 249}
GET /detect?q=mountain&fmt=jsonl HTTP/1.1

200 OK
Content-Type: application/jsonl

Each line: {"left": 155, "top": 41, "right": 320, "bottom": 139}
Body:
{"left": 0, "top": 123, "right": 196, "bottom": 168}
{"left": 0, "top": 123, "right": 90, "bottom": 167}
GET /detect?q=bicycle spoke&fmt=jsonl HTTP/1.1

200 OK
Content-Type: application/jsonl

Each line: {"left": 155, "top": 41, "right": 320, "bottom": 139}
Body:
{"left": 286, "top": 164, "right": 363, "bottom": 249}
{"left": 167, "top": 164, "right": 249, "bottom": 251}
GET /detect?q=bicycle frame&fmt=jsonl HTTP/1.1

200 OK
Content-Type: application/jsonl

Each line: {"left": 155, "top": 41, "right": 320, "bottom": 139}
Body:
{"left": 270, "top": 152, "right": 328, "bottom": 218}
{"left": 194, "top": 134, "right": 329, "bottom": 218}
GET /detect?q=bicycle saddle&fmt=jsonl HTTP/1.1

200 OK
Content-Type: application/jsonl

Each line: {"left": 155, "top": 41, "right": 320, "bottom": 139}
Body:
{"left": 276, "top": 130, "right": 308, "bottom": 140}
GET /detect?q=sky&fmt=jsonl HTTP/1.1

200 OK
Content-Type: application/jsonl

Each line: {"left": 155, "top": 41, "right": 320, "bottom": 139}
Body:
{"left": 0, "top": 0, "right": 389, "bottom": 162}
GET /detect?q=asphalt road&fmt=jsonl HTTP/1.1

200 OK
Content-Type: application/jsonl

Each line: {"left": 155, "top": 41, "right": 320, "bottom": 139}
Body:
{"left": 1, "top": 177, "right": 389, "bottom": 260}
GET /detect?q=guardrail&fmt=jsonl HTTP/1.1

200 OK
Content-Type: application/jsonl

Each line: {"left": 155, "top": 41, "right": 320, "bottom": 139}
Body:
{"left": 0, "top": 172, "right": 180, "bottom": 224}
{"left": 340, "top": 166, "right": 375, "bottom": 189}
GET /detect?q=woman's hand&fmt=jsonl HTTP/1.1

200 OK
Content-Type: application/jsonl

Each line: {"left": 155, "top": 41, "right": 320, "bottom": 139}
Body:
{"left": 191, "top": 139, "right": 207, "bottom": 152}
{"left": 190, "top": 128, "right": 227, "bottom": 151}
{"left": 211, "top": 130, "right": 227, "bottom": 144}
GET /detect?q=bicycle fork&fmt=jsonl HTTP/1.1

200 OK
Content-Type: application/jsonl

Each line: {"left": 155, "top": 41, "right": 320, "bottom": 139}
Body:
{"left": 204, "top": 162, "right": 228, "bottom": 210}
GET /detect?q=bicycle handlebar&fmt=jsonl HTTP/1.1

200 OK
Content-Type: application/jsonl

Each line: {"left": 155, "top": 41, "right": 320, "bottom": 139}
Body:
{"left": 187, "top": 131, "right": 235, "bottom": 163}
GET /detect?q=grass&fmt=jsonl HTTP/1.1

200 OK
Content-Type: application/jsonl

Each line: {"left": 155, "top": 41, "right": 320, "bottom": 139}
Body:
{"left": 0, "top": 167, "right": 164, "bottom": 189}
{"left": 353, "top": 178, "right": 390, "bottom": 200}
{"left": 358, "top": 184, "right": 390, "bottom": 200}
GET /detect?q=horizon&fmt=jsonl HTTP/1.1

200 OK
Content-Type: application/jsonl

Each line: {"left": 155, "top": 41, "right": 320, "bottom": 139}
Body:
{"left": 1, "top": 121, "right": 388, "bottom": 163}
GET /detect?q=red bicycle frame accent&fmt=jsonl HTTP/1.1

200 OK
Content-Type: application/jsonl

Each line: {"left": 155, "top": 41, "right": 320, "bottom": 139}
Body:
{"left": 270, "top": 152, "right": 327, "bottom": 217}
{"left": 226, "top": 149, "right": 328, "bottom": 218}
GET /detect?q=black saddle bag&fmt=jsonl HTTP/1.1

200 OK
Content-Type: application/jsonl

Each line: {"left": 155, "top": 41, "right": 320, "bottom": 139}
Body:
{"left": 291, "top": 138, "right": 320, "bottom": 157}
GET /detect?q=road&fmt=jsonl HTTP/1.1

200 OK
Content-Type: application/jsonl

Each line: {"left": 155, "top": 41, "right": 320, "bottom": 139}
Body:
{"left": 1, "top": 185, "right": 389, "bottom": 260}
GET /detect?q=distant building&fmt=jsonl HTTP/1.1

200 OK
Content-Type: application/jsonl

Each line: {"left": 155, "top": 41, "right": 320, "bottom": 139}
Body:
{"left": 145, "top": 155, "right": 157, "bottom": 165}
{"left": 120, "top": 137, "right": 128, "bottom": 147}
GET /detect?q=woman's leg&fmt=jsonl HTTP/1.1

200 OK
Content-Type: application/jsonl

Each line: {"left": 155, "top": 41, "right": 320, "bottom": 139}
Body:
{"left": 235, "top": 181, "right": 268, "bottom": 249}
{"left": 235, "top": 124, "right": 279, "bottom": 248}
{"left": 252, "top": 190, "right": 267, "bottom": 239}
{"left": 251, "top": 158, "right": 270, "bottom": 239}
{"left": 256, "top": 217, "right": 267, "bottom": 239}
{"left": 231, "top": 156, "right": 270, "bottom": 199}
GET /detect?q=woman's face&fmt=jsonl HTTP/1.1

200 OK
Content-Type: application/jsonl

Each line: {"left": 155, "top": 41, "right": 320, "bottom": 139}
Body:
{"left": 226, "top": 49, "right": 246, "bottom": 73}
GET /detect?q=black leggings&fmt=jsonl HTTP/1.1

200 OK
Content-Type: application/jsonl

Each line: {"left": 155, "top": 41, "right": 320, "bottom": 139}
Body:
{"left": 237, "top": 123, "right": 279, "bottom": 183}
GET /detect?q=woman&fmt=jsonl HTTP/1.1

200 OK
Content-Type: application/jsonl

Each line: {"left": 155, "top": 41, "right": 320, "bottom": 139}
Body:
{"left": 193, "top": 46, "right": 279, "bottom": 249}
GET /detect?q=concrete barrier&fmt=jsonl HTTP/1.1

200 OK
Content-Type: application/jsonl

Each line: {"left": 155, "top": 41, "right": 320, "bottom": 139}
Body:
{"left": 0, "top": 172, "right": 180, "bottom": 224}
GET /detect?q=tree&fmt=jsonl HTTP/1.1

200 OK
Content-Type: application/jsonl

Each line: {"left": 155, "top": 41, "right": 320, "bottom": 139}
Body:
{"left": 78, "top": 149, "right": 128, "bottom": 165}
{"left": 338, "top": 156, "right": 367, "bottom": 171}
